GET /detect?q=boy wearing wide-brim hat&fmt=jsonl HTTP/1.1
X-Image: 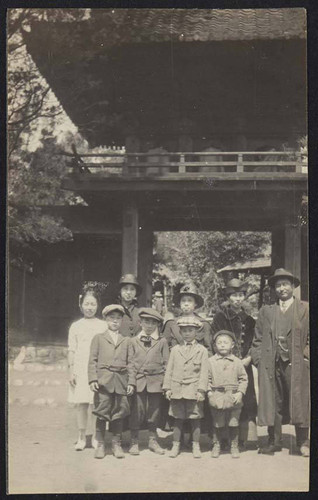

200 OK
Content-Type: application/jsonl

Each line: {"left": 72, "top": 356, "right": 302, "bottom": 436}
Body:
{"left": 163, "top": 284, "right": 212, "bottom": 356}
{"left": 208, "top": 330, "right": 248, "bottom": 459}
{"left": 163, "top": 316, "right": 209, "bottom": 459}
{"left": 117, "top": 274, "right": 142, "bottom": 338}
{"left": 211, "top": 278, "right": 257, "bottom": 449}
{"left": 127, "top": 307, "right": 170, "bottom": 455}
{"left": 88, "top": 304, "right": 131, "bottom": 459}
{"left": 251, "top": 268, "right": 310, "bottom": 457}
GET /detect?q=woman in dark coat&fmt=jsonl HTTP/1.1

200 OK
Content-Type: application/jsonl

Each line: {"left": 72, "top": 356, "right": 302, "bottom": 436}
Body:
{"left": 211, "top": 278, "right": 257, "bottom": 449}
{"left": 117, "top": 274, "right": 142, "bottom": 338}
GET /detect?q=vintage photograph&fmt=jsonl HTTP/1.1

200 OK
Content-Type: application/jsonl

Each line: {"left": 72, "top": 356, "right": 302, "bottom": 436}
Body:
{"left": 7, "top": 8, "right": 309, "bottom": 493}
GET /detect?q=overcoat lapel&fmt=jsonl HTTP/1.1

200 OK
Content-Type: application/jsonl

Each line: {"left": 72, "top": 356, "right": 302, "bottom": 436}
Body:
{"left": 115, "top": 333, "right": 126, "bottom": 348}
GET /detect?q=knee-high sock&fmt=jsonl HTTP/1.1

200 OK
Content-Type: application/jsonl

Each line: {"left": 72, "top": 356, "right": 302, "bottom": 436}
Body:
{"left": 173, "top": 419, "right": 184, "bottom": 442}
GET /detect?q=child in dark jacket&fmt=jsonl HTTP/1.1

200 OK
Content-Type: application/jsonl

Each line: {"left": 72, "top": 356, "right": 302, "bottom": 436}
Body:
{"left": 127, "top": 308, "right": 170, "bottom": 455}
{"left": 207, "top": 330, "right": 248, "bottom": 459}
{"left": 88, "top": 304, "right": 131, "bottom": 459}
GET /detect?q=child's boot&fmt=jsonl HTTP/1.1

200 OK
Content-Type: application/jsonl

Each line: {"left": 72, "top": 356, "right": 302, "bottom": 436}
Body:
{"left": 169, "top": 441, "right": 180, "bottom": 458}
{"left": 94, "top": 441, "right": 106, "bottom": 459}
{"left": 149, "top": 435, "right": 165, "bottom": 455}
{"left": 129, "top": 431, "right": 140, "bottom": 455}
{"left": 192, "top": 441, "right": 201, "bottom": 459}
{"left": 112, "top": 435, "right": 125, "bottom": 459}
{"left": 211, "top": 428, "right": 221, "bottom": 458}
{"left": 230, "top": 427, "right": 240, "bottom": 459}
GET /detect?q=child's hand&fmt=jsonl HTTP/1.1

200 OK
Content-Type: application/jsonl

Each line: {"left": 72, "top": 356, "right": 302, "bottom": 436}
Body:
{"left": 69, "top": 374, "right": 76, "bottom": 388}
{"left": 89, "top": 381, "right": 99, "bottom": 392}
{"left": 127, "top": 385, "right": 135, "bottom": 396}
{"left": 165, "top": 390, "right": 172, "bottom": 401}
{"left": 196, "top": 391, "right": 205, "bottom": 402}
{"left": 232, "top": 392, "right": 243, "bottom": 405}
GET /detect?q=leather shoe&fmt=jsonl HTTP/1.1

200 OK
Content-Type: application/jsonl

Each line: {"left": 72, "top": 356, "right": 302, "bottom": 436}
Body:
{"left": 258, "top": 444, "right": 282, "bottom": 454}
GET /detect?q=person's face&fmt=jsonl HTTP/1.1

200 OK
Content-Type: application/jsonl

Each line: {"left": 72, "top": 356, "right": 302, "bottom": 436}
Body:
{"left": 140, "top": 317, "right": 159, "bottom": 335}
{"left": 275, "top": 278, "right": 294, "bottom": 301}
{"left": 180, "top": 295, "right": 196, "bottom": 313}
{"left": 81, "top": 294, "right": 98, "bottom": 318}
{"left": 215, "top": 335, "right": 234, "bottom": 356}
{"left": 120, "top": 284, "right": 137, "bottom": 303}
{"left": 180, "top": 326, "right": 197, "bottom": 343}
{"left": 228, "top": 291, "right": 245, "bottom": 310}
{"left": 105, "top": 311, "right": 123, "bottom": 331}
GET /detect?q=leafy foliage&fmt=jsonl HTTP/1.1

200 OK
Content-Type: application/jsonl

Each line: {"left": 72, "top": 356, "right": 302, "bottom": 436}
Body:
{"left": 7, "top": 9, "right": 90, "bottom": 247}
{"left": 154, "top": 231, "right": 271, "bottom": 312}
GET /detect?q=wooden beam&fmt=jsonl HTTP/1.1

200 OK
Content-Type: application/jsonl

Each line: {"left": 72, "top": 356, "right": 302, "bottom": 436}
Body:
{"left": 284, "top": 222, "right": 301, "bottom": 299}
{"left": 138, "top": 230, "right": 153, "bottom": 307}
{"left": 122, "top": 203, "right": 139, "bottom": 276}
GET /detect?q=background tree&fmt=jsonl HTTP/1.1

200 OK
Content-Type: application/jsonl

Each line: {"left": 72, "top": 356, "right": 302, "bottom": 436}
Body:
{"left": 154, "top": 231, "right": 271, "bottom": 313}
{"left": 8, "top": 9, "right": 91, "bottom": 251}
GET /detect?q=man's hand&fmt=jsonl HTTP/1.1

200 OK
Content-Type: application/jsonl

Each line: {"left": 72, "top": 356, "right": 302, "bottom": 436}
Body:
{"left": 196, "top": 391, "right": 205, "bottom": 402}
{"left": 232, "top": 392, "right": 243, "bottom": 405}
{"left": 242, "top": 356, "right": 251, "bottom": 367}
{"left": 69, "top": 374, "right": 76, "bottom": 388}
{"left": 127, "top": 385, "right": 135, "bottom": 396}
{"left": 165, "top": 390, "right": 172, "bottom": 401}
{"left": 89, "top": 381, "right": 99, "bottom": 392}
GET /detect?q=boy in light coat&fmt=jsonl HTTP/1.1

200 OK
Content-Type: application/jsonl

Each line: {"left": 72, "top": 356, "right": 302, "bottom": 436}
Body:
{"left": 163, "top": 316, "right": 209, "bottom": 458}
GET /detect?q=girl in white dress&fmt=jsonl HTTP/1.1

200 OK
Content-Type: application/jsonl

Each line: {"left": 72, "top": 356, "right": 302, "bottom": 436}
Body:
{"left": 68, "top": 283, "right": 107, "bottom": 450}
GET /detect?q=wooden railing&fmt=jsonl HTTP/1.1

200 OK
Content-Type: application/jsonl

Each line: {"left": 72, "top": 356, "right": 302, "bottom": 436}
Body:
{"left": 63, "top": 149, "right": 307, "bottom": 177}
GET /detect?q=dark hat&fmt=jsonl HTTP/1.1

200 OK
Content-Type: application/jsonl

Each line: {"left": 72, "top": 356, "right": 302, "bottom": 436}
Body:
{"left": 139, "top": 307, "right": 164, "bottom": 323}
{"left": 268, "top": 268, "right": 300, "bottom": 288}
{"left": 176, "top": 284, "right": 204, "bottom": 309}
{"left": 213, "top": 330, "right": 236, "bottom": 343}
{"left": 225, "top": 279, "right": 248, "bottom": 296}
{"left": 119, "top": 274, "right": 142, "bottom": 296}
{"left": 102, "top": 304, "right": 125, "bottom": 318}
{"left": 177, "top": 316, "right": 202, "bottom": 328}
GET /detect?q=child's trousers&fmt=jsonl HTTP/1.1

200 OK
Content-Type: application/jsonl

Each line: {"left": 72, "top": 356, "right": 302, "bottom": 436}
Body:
{"left": 129, "top": 390, "right": 162, "bottom": 431}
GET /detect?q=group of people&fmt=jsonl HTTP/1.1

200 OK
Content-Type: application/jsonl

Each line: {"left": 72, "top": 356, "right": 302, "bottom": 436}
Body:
{"left": 68, "top": 268, "right": 310, "bottom": 460}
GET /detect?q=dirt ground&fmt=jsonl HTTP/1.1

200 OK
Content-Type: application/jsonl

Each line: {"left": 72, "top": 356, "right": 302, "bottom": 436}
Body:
{"left": 7, "top": 360, "right": 309, "bottom": 494}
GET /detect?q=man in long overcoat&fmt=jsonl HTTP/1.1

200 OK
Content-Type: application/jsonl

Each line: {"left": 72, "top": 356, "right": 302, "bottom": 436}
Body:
{"left": 251, "top": 268, "right": 310, "bottom": 457}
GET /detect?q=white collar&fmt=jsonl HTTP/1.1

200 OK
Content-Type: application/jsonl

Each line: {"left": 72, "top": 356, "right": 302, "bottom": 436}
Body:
{"left": 184, "top": 339, "right": 196, "bottom": 346}
{"left": 138, "top": 329, "right": 159, "bottom": 341}
{"left": 279, "top": 296, "right": 294, "bottom": 311}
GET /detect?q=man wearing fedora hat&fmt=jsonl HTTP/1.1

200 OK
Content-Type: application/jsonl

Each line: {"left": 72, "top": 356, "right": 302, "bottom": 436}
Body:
{"left": 163, "top": 284, "right": 212, "bottom": 355}
{"left": 251, "top": 268, "right": 310, "bottom": 457}
{"left": 211, "top": 278, "right": 257, "bottom": 450}
{"left": 117, "top": 274, "right": 142, "bottom": 338}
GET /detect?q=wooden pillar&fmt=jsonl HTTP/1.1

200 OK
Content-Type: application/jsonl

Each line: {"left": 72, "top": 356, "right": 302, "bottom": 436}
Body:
{"left": 301, "top": 224, "right": 308, "bottom": 301}
{"left": 271, "top": 227, "right": 285, "bottom": 272}
{"left": 284, "top": 222, "right": 301, "bottom": 299}
{"left": 270, "top": 227, "right": 285, "bottom": 303}
{"left": 138, "top": 229, "right": 153, "bottom": 307}
{"left": 122, "top": 203, "right": 139, "bottom": 276}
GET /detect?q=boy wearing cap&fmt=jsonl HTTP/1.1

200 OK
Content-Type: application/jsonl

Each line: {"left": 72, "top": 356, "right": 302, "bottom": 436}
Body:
{"left": 163, "top": 284, "right": 212, "bottom": 356}
{"left": 117, "top": 274, "right": 142, "bottom": 337}
{"left": 208, "top": 330, "right": 248, "bottom": 458}
{"left": 211, "top": 279, "right": 257, "bottom": 449}
{"left": 88, "top": 305, "right": 131, "bottom": 459}
{"left": 127, "top": 308, "right": 170, "bottom": 455}
{"left": 163, "top": 316, "right": 209, "bottom": 458}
